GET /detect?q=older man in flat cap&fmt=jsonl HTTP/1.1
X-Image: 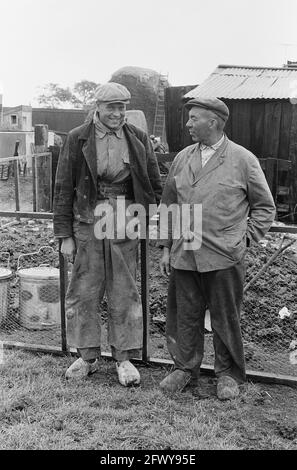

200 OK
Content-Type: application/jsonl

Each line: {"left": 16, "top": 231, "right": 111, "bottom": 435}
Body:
{"left": 53, "top": 82, "right": 162, "bottom": 385}
{"left": 158, "top": 97, "right": 275, "bottom": 399}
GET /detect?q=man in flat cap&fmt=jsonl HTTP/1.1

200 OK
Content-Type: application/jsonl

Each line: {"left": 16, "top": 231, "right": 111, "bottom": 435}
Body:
{"left": 158, "top": 97, "right": 275, "bottom": 399}
{"left": 53, "top": 82, "right": 162, "bottom": 385}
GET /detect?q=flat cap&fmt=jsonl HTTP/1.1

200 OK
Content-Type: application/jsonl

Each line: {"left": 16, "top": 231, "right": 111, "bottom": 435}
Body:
{"left": 185, "top": 97, "right": 229, "bottom": 122}
{"left": 94, "top": 82, "right": 131, "bottom": 103}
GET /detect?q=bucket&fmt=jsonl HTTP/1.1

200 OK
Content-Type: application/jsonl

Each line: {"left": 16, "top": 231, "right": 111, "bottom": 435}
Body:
{"left": 18, "top": 266, "right": 61, "bottom": 330}
{"left": 0, "top": 267, "right": 13, "bottom": 324}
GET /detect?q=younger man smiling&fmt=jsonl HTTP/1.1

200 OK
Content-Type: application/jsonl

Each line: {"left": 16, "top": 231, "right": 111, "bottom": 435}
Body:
{"left": 53, "top": 82, "right": 162, "bottom": 386}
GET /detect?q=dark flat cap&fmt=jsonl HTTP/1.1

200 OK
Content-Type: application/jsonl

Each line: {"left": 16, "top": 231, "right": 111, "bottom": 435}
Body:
{"left": 94, "top": 82, "right": 131, "bottom": 103}
{"left": 185, "top": 97, "right": 229, "bottom": 122}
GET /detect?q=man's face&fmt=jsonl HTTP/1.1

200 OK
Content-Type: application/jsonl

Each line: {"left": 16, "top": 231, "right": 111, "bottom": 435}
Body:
{"left": 97, "top": 102, "right": 126, "bottom": 129}
{"left": 186, "top": 107, "right": 214, "bottom": 143}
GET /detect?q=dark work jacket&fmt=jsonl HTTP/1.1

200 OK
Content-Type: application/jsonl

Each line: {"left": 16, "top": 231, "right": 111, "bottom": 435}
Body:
{"left": 53, "top": 121, "right": 162, "bottom": 238}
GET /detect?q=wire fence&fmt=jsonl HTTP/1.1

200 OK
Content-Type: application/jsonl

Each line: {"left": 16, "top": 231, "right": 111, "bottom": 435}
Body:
{"left": 0, "top": 153, "right": 52, "bottom": 213}
{"left": 148, "top": 229, "right": 297, "bottom": 380}
{"left": 0, "top": 212, "right": 297, "bottom": 384}
{"left": 0, "top": 245, "right": 62, "bottom": 348}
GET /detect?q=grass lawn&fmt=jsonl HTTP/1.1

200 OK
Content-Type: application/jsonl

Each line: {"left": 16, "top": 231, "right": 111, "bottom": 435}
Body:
{"left": 0, "top": 349, "right": 297, "bottom": 450}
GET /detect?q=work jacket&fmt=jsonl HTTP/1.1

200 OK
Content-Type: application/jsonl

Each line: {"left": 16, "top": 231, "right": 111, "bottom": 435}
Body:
{"left": 53, "top": 121, "right": 162, "bottom": 238}
{"left": 159, "top": 136, "right": 276, "bottom": 272}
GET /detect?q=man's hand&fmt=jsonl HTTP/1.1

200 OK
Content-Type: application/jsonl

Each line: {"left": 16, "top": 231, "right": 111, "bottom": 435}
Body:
{"left": 61, "top": 237, "right": 76, "bottom": 263}
{"left": 160, "top": 247, "right": 171, "bottom": 277}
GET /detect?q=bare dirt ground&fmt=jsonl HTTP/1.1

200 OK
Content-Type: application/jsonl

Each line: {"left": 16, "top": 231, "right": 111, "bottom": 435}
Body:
{"left": 0, "top": 175, "right": 34, "bottom": 212}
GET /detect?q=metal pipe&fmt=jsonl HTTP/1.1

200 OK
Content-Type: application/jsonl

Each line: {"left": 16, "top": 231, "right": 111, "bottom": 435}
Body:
{"left": 58, "top": 239, "right": 68, "bottom": 353}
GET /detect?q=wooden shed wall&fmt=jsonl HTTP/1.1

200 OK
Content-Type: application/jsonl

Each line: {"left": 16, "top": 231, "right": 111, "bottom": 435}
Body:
{"left": 222, "top": 99, "right": 296, "bottom": 161}
{"left": 165, "top": 94, "right": 297, "bottom": 220}
{"left": 165, "top": 85, "right": 197, "bottom": 152}
{"left": 32, "top": 108, "right": 88, "bottom": 134}
{"left": 223, "top": 99, "right": 297, "bottom": 219}
{"left": 166, "top": 95, "right": 297, "bottom": 162}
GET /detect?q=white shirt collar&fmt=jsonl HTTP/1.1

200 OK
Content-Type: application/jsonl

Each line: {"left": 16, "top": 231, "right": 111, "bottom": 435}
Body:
{"left": 93, "top": 111, "right": 124, "bottom": 139}
{"left": 200, "top": 134, "right": 225, "bottom": 151}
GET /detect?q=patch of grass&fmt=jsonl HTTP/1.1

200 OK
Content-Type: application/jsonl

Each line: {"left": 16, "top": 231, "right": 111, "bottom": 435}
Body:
{"left": 0, "top": 349, "right": 297, "bottom": 450}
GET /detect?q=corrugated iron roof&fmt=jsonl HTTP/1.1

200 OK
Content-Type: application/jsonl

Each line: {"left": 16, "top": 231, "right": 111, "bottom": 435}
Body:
{"left": 184, "top": 65, "right": 297, "bottom": 100}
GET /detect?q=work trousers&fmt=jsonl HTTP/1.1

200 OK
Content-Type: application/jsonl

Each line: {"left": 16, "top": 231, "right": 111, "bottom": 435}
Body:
{"left": 65, "top": 201, "right": 143, "bottom": 362}
{"left": 166, "top": 261, "right": 246, "bottom": 383}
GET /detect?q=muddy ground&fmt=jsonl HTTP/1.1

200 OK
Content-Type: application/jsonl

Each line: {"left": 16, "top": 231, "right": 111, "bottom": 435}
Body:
{"left": 0, "top": 175, "right": 33, "bottom": 212}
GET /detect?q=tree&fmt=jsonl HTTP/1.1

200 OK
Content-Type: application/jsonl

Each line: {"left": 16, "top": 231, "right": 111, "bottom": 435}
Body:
{"left": 37, "top": 83, "right": 74, "bottom": 108}
{"left": 73, "top": 80, "right": 99, "bottom": 107}
{"left": 37, "top": 80, "right": 99, "bottom": 108}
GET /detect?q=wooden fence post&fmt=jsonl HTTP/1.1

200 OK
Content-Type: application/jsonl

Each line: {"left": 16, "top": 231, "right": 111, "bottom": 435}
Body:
{"left": 13, "top": 141, "right": 20, "bottom": 220}
{"left": 34, "top": 124, "right": 51, "bottom": 212}
{"left": 48, "top": 145, "right": 61, "bottom": 204}
{"left": 32, "top": 154, "right": 37, "bottom": 212}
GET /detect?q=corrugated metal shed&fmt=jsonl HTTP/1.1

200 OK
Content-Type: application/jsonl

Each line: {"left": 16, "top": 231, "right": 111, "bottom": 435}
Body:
{"left": 184, "top": 65, "right": 297, "bottom": 100}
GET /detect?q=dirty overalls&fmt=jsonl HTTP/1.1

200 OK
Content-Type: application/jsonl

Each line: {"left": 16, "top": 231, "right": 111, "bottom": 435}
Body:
{"left": 65, "top": 120, "right": 143, "bottom": 362}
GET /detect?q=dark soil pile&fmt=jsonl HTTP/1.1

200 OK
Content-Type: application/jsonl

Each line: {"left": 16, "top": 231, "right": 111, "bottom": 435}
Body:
{"left": 0, "top": 219, "right": 56, "bottom": 270}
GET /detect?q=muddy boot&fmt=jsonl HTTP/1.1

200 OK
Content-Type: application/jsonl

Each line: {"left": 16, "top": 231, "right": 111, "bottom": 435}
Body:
{"left": 116, "top": 360, "right": 141, "bottom": 387}
{"left": 159, "top": 369, "right": 192, "bottom": 393}
{"left": 65, "top": 357, "right": 100, "bottom": 380}
{"left": 217, "top": 375, "right": 239, "bottom": 400}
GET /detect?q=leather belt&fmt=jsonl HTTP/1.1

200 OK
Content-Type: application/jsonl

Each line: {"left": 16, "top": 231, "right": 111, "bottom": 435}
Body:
{"left": 97, "top": 179, "right": 134, "bottom": 200}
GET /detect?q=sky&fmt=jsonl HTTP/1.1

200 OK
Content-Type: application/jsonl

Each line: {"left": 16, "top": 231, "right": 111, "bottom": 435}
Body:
{"left": 1, "top": 0, "right": 297, "bottom": 106}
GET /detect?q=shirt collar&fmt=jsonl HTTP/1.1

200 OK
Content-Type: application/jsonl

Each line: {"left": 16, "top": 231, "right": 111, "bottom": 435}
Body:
{"left": 200, "top": 134, "right": 225, "bottom": 151}
{"left": 93, "top": 111, "right": 124, "bottom": 139}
